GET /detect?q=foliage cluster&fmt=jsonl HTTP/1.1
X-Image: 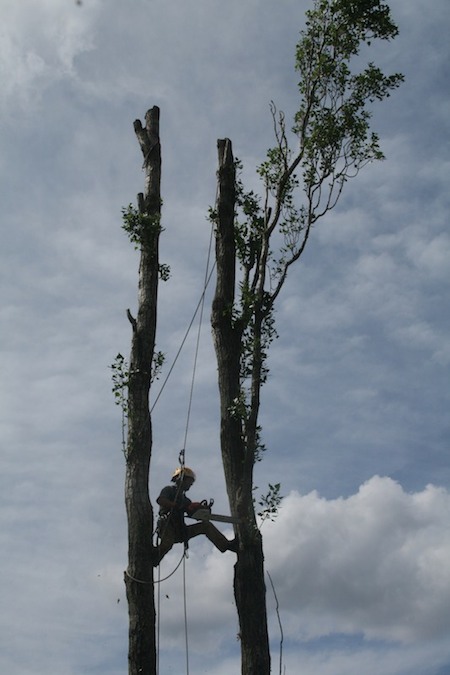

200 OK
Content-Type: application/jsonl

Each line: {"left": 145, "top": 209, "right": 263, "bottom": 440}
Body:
{"left": 121, "top": 204, "right": 171, "bottom": 280}
{"left": 111, "top": 350, "right": 165, "bottom": 454}
{"left": 257, "top": 483, "right": 284, "bottom": 524}
{"left": 121, "top": 203, "right": 161, "bottom": 247}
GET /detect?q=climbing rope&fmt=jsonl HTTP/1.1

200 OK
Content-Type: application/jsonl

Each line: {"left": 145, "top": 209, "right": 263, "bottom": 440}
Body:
{"left": 182, "top": 556, "right": 190, "bottom": 675}
{"left": 178, "top": 222, "right": 214, "bottom": 675}
{"left": 155, "top": 221, "right": 215, "bottom": 675}
{"left": 182, "top": 221, "right": 214, "bottom": 451}
{"left": 150, "top": 262, "right": 215, "bottom": 414}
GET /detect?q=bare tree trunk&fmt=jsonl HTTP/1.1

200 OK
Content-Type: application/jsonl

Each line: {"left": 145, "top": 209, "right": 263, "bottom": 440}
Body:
{"left": 124, "top": 106, "right": 161, "bottom": 675}
{"left": 211, "top": 139, "right": 271, "bottom": 675}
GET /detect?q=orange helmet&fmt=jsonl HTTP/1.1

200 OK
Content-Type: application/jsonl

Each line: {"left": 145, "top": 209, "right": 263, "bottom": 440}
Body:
{"left": 171, "top": 466, "right": 196, "bottom": 482}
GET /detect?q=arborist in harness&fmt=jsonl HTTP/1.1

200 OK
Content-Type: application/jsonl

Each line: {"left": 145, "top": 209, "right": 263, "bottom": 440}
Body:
{"left": 154, "top": 466, "right": 237, "bottom": 565}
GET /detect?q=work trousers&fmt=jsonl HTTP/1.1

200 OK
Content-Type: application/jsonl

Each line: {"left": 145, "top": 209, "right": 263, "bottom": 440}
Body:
{"left": 155, "top": 519, "right": 231, "bottom": 564}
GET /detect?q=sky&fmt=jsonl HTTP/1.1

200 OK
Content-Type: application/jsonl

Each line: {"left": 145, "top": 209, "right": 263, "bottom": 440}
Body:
{"left": 0, "top": 0, "right": 449, "bottom": 674}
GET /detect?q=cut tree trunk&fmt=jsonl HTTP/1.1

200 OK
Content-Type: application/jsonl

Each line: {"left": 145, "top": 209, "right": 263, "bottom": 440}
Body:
{"left": 124, "top": 106, "right": 161, "bottom": 675}
{"left": 211, "top": 138, "right": 271, "bottom": 675}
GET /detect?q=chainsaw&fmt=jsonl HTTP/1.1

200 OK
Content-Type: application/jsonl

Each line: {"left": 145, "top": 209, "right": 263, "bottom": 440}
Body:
{"left": 188, "top": 498, "right": 240, "bottom": 524}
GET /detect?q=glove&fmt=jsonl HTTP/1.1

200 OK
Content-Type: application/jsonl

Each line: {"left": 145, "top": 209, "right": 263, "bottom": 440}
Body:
{"left": 187, "top": 502, "right": 204, "bottom": 515}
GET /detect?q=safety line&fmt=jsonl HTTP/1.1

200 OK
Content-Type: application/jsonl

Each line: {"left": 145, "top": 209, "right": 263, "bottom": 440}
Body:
{"left": 155, "top": 551, "right": 186, "bottom": 583}
{"left": 182, "top": 556, "right": 190, "bottom": 675}
{"left": 178, "top": 222, "right": 214, "bottom": 675}
{"left": 150, "top": 262, "right": 215, "bottom": 414}
{"left": 156, "top": 563, "right": 161, "bottom": 675}
{"left": 154, "top": 221, "right": 215, "bottom": 675}
{"left": 182, "top": 222, "right": 214, "bottom": 450}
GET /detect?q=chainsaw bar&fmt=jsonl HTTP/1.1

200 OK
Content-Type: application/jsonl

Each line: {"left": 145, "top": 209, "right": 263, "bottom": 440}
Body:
{"left": 190, "top": 509, "right": 240, "bottom": 524}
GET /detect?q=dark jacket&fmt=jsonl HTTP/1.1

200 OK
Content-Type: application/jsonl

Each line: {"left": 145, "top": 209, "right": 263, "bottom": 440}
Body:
{"left": 157, "top": 484, "right": 192, "bottom": 542}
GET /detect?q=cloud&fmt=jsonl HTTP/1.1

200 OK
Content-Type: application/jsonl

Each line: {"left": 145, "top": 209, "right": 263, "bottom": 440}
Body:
{"left": 146, "top": 476, "right": 450, "bottom": 674}
{"left": 279, "top": 642, "right": 450, "bottom": 675}
{"left": 0, "top": 0, "right": 99, "bottom": 111}
{"left": 264, "top": 476, "right": 450, "bottom": 643}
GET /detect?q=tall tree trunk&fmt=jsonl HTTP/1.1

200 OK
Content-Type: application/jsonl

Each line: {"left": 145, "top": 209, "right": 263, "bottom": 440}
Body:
{"left": 211, "top": 139, "right": 271, "bottom": 675}
{"left": 124, "top": 106, "right": 161, "bottom": 675}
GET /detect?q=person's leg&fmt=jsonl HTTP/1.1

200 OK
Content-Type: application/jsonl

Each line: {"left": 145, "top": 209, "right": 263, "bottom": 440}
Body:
{"left": 154, "top": 527, "right": 176, "bottom": 565}
{"left": 186, "top": 521, "right": 236, "bottom": 553}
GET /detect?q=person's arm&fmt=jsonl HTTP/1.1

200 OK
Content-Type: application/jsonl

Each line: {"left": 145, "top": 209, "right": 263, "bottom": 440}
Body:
{"left": 156, "top": 485, "right": 181, "bottom": 512}
{"left": 157, "top": 494, "right": 179, "bottom": 510}
{"left": 156, "top": 486, "right": 191, "bottom": 512}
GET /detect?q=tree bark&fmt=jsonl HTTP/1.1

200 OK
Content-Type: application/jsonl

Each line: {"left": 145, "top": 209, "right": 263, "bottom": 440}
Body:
{"left": 124, "top": 106, "right": 161, "bottom": 675}
{"left": 211, "top": 139, "right": 271, "bottom": 675}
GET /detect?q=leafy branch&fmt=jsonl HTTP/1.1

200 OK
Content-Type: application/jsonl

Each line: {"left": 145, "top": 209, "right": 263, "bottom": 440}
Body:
{"left": 121, "top": 204, "right": 170, "bottom": 280}
{"left": 110, "top": 350, "right": 165, "bottom": 455}
{"left": 257, "top": 483, "right": 283, "bottom": 525}
{"left": 121, "top": 203, "right": 162, "bottom": 247}
{"left": 111, "top": 352, "right": 129, "bottom": 454}
{"left": 220, "top": 0, "right": 403, "bottom": 475}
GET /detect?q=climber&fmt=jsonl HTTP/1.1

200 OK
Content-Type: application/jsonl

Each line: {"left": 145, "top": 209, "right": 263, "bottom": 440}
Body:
{"left": 154, "top": 466, "right": 237, "bottom": 565}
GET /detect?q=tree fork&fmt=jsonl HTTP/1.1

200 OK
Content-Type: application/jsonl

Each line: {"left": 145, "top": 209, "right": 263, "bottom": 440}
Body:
{"left": 124, "top": 106, "right": 161, "bottom": 675}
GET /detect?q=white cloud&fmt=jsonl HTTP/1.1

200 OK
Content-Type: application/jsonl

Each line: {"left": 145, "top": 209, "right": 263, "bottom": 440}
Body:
{"left": 264, "top": 476, "right": 450, "bottom": 643}
{"left": 143, "top": 476, "right": 450, "bottom": 674}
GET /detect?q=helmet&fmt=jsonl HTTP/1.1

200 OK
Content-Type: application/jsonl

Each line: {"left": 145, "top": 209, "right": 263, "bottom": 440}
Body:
{"left": 171, "top": 466, "right": 196, "bottom": 482}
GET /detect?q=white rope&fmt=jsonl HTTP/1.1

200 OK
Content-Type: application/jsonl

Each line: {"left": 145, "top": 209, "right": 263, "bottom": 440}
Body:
{"left": 156, "top": 563, "right": 161, "bottom": 675}
{"left": 154, "top": 220, "right": 215, "bottom": 675}
{"left": 150, "top": 262, "right": 215, "bottom": 414}
{"left": 182, "top": 556, "right": 190, "bottom": 675}
{"left": 182, "top": 222, "right": 214, "bottom": 451}
{"left": 178, "top": 223, "right": 214, "bottom": 675}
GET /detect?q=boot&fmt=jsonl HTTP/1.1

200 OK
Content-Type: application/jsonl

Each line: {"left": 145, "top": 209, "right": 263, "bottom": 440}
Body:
{"left": 227, "top": 537, "right": 238, "bottom": 553}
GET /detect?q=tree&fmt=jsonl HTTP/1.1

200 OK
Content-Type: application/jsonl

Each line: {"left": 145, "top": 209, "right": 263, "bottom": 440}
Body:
{"left": 117, "top": 2, "right": 402, "bottom": 674}
{"left": 122, "top": 106, "right": 162, "bottom": 675}
{"left": 210, "top": 2, "right": 403, "bottom": 674}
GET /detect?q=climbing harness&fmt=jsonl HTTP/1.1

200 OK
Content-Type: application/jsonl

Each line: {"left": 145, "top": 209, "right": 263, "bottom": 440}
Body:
{"left": 155, "top": 461, "right": 194, "bottom": 675}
